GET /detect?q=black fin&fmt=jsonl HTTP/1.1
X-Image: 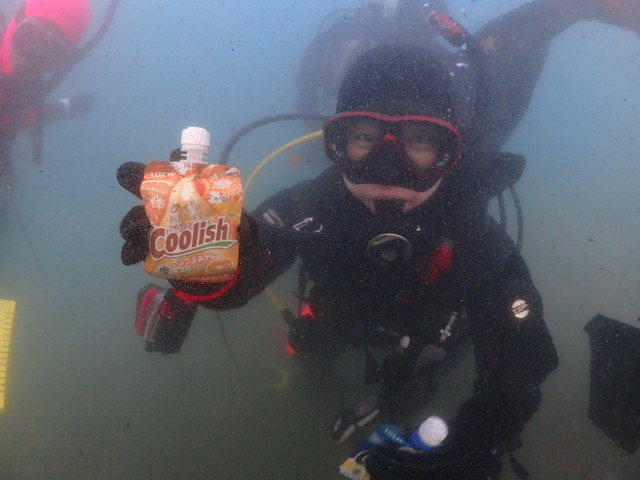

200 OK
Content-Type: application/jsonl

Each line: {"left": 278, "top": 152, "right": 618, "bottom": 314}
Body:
{"left": 584, "top": 314, "right": 640, "bottom": 454}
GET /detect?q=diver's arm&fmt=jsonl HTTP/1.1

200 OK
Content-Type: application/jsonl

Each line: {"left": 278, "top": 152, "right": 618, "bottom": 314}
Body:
{"left": 473, "top": 0, "right": 608, "bottom": 151}
{"left": 117, "top": 160, "right": 302, "bottom": 311}
{"left": 170, "top": 190, "right": 302, "bottom": 311}
{"left": 453, "top": 220, "right": 559, "bottom": 449}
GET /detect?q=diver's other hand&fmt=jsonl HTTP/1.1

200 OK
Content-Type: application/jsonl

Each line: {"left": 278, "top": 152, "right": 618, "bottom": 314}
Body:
{"left": 364, "top": 425, "right": 504, "bottom": 480}
{"left": 444, "top": 428, "right": 505, "bottom": 480}
{"left": 66, "top": 93, "right": 95, "bottom": 117}
{"left": 120, "top": 205, "right": 151, "bottom": 265}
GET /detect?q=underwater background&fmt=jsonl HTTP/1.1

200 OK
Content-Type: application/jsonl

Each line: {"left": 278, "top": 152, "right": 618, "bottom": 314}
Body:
{"left": 0, "top": 0, "right": 639, "bottom": 479}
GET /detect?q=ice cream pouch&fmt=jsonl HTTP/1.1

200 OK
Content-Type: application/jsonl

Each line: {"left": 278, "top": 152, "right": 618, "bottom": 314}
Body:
{"left": 140, "top": 161, "right": 243, "bottom": 282}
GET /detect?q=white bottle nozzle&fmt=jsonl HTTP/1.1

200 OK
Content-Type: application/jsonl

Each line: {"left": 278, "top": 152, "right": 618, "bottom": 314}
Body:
{"left": 180, "top": 126, "right": 210, "bottom": 163}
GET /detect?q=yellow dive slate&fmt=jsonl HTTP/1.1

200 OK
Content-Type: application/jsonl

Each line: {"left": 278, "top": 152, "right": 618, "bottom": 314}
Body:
{"left": 339, "top": 457, "right": 370, "bottom": 480}
{"left": 0, "top": 299, "right": 16, "bottom": 412}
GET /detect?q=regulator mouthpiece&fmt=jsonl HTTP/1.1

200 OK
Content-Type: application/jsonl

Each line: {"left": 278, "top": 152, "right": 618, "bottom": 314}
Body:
{"left": 180, "top": 126, "right": 210, "bottom": 163}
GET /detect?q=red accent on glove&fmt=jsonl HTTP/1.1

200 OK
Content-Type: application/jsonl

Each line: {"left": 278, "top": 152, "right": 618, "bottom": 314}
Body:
{"left": 174, "top": 266, "right": 241, "bottom": 303}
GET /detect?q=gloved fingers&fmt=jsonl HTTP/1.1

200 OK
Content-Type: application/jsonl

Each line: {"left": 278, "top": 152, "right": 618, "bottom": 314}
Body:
{"left": 121, "top": 239, "right": 149, "bottom": 266}
{"left": 117, "top": 162, "right": 146, "bottom": 198}
{"left": 120, "top": 205, "right": 151, "bottom": 265}
{"left": 170, "top": 148, "right": 183, "bottom": 162}
{"left": 120, "top": 205, "right": 150, "bottom": 239}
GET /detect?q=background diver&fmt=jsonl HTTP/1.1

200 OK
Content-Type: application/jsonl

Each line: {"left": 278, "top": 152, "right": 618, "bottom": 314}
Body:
{"left": 0, "top": 0, "right": 122, "bottom": 230}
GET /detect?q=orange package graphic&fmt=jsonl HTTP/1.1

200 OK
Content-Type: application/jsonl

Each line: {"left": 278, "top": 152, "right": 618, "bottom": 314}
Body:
{"left": 140, "top": 161, "right": 243, "bottom": 282}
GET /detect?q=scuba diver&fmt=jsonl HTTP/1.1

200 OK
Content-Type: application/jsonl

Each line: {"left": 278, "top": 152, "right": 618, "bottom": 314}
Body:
{"left": 296, "top": 0, "right": 640, "bottom": 151}
{"left": 0, "top": 0, "right": 120, "bottom": 230}
{"left": 118, "top": 44, "right": 559, "bottom": 479}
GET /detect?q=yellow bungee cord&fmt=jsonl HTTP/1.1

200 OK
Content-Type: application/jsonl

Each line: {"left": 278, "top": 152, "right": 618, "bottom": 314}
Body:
{"left": 243, "top": 130, "right": 323, "bottom": 316}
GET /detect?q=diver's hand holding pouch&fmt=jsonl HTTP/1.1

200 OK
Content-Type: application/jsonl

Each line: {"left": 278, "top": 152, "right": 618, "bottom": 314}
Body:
{"left": 119, "top": 203, "right": 151, "bottom": 265}
{"left": 585, "top": 314, "right": 640, "bottom": 454}
{"left": 139, "top": 127, "right": 244, "bottom": 283}
{"left": 141, "top": 162, "right": 243, "bottom": 282}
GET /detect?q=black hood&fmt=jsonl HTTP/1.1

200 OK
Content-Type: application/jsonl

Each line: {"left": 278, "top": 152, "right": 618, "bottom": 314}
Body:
{"left": 336, "top": 44, "right": 457, "bottom": 124}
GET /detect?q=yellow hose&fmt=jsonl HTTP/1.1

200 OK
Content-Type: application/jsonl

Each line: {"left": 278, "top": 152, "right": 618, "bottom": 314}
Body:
{"left": 244, "top": 130, "right": 323, "bottom": 193}
{"left": 244, "top": 130, "right": 323, "bottom": 314}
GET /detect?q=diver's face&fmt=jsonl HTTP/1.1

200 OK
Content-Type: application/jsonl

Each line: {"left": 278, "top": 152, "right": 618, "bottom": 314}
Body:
{"left": 324, "top": 111, "right": 461, "bottom": 211}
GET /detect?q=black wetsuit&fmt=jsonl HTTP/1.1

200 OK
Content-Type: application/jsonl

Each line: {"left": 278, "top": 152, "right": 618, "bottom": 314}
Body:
{"left": 177, "top": 156, "right": 558, "bottom": 449}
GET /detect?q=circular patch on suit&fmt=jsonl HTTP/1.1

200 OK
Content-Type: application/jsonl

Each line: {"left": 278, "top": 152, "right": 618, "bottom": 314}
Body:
{"left": 511, "top": 299, "right": 530, "bottom": 320}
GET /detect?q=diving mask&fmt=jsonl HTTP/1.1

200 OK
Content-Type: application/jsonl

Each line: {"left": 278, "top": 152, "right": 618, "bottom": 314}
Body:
{"left": 323, "top": 112, "right": 461, "bottom": 191}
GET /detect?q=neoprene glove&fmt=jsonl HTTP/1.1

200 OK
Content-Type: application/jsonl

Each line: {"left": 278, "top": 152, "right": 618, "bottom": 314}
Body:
{"left": 120, "top": 205, "right": 151, "bottom": 265}
{"left": 117, "top": 160, "right": 258, "bottom": 267}
{"left": 117, "top": 162, "right": 149, "bottom": 265}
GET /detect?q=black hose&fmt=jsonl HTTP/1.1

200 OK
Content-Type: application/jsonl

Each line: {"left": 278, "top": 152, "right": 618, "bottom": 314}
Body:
{"left": 219, "top": 113, "right": 327, "bottom": 165}
{"left": 497, "top": 191, "right": 507, "bottom": 228}
{"left": 316, "top": 8, "right": 356, "bottom": 35}
{"left": 496, "top": 187, "right": 524, "bottom": 252}
{"left": 509, "top": 185, "right": 524, "bottom": 251}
